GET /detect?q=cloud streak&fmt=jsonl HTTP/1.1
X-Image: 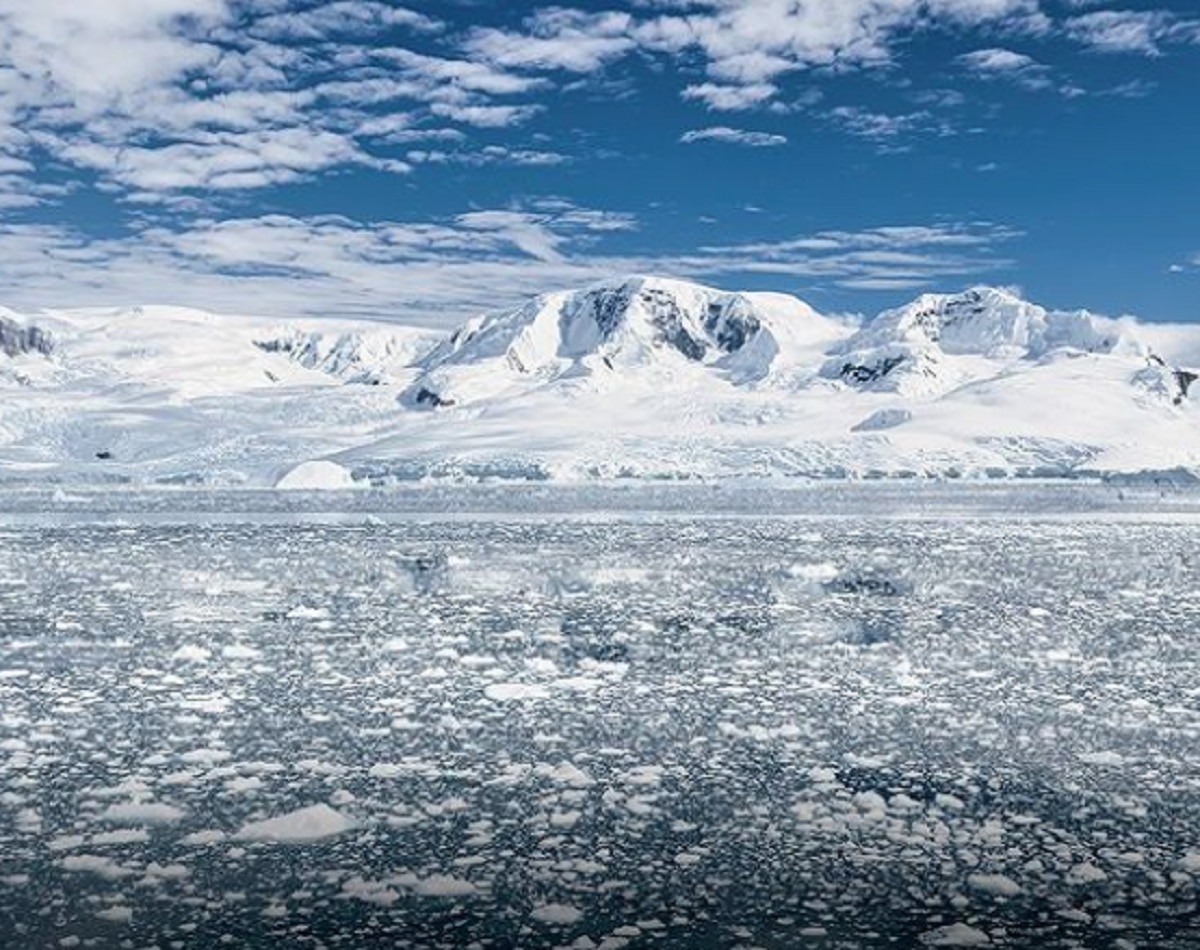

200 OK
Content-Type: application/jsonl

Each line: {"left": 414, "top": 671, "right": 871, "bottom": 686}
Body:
{"left": 0, "top": 211, "right": 1021, "bottom": 325}
{"left": 680, "top": 127, "right": 787, "bottom": 147}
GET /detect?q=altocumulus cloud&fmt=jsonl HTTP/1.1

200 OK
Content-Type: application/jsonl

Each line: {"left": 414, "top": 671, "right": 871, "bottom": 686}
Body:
{"left": 680, "top": 127, "right": 788, "bottom": 147}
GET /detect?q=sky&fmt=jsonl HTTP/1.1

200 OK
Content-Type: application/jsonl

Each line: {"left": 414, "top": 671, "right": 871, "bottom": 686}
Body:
{"left": 0, "top": 0, "right": 1197, "bottom": 328}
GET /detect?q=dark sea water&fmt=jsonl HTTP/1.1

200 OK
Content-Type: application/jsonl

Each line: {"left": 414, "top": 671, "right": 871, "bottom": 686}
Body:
{"left": 1, "top": 486, "right": 1198, "bottom": 948}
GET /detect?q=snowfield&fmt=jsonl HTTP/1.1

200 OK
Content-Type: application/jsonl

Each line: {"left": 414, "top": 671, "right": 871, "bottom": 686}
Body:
{"left": 1, "top": 488, "right": 1199, "bottom": 948}
{"left": 1, "top": 276, "right": 1199, "bottom": 486}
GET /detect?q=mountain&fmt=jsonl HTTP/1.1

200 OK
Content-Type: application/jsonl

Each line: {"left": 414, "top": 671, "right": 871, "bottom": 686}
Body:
{"left": 403, "top": 275, "right": 846, "bottom": 408}
{"left": 0, "top": 277, "right": 1198, "bottom": 486}
{"left": 820, "top": 287, "right": 1137, "bottom": 396}
{"left": 0, "top": 305, "right": 438, "bottom": 484}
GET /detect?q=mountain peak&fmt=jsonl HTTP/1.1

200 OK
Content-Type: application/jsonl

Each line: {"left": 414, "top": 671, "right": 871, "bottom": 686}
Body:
{"left": 404, "top": 275, "right": 840, "bottom": 408}
{"left": 874, "top": 286, "right": 1045, "bottom": 350}
{"left": 822, "top": 285, "right": 1139, "bottom": 395}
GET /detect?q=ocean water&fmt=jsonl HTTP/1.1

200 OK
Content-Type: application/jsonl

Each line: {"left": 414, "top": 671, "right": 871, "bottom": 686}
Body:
{"left": 1, "top": 487, "right": 1198, "bottom": 948}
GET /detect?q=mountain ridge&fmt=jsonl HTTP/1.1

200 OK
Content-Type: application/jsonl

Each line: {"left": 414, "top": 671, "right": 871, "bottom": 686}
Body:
{"left": 1, "top": 276, "right": 1198, "bottom": 486}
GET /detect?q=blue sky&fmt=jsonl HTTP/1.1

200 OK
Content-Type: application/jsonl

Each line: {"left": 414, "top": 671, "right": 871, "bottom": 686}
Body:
{"left": 0, "top": 0, "right": 1197, "bottom": 326}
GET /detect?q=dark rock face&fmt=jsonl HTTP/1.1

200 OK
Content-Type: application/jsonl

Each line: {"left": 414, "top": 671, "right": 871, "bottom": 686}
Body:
{"left": 707, "top": 299, "right": 761, "bottom": 352}
{"left": 578, "top": 284, "right": 761, "bottom": 362}
{"left": 415, "top": 387, "right": 454, "bottom": 408}
{"left": 905, "top": 289, "right": 989, "bottom": 342}
{"left": 840, "top": 355, "right": 906, "bottom": 384}
{"left": 1147, "top": 354, "right": 1200, "bottom": 406}
{"left": 589, "top": 286, "right": 635, "bottom": 339}
{"left": 1174, "top": 369, "right": 1198, "bottom": 405}
{"left": 0, "top": 317, "right": 53, "bottom": 358}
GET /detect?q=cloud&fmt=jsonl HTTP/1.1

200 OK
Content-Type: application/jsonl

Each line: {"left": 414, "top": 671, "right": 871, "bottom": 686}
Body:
{"left": 957, "top": 46, "right": 1053, "bottom": 90}
{"left": 0, "top": 0, "right": 555, "bottom": 206}
{"left": 53, "top": 128, "right": 383, "bottom": 194}
{"left": 690, "top": 222, "right": 1022, "bottom": 288}
{"left": 460, "top": 0, "right": 1051, "bottom": 115}
{"left": 405, "top": 145, "right": 570, "bottom": 167}
{"left": 681, "top": 82, "right": 779, "bottom": 111}
{"left": 466, "top": 9, "right": 637, "bottom": 72}
{"left": 826, "top": 107, "right": 937, "bottom": 143}
{"left": 0, "top": 0, "right": 1189, "bottom": 213}
{"left": 0, "top": 210, "right": 1020, "bottom": 325}
{"left": 1065, "top": 10, "right": 1198, "bottom": 55}
{"left": 680, "top": 127, "right": 787, "bottom": 147}
{"left": 428, "top": 102, "right": 542, "bottom": 128}
{"left": 635, "top": 0, "right": 1044, "bottom": 108}
{"left": 247, "top": 1, "right": 442, "bottom": 40}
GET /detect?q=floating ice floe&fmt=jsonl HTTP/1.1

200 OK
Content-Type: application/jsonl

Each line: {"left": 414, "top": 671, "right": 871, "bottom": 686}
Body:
{"left": 920, "top": 922, "right": 991, "bottom": 946}
{"left": 483, "top": 682, "right": 550, "bottom": 702}
{"left": 236, "top": 804, "right": 356, "bottom": 843}
{"left": 100, "top": 802, "right": 186, "bottom": 825}
{"left": 412, "top": 874, "right": 477, "bottom": 898}
{"left": 967, "top": 873, "right": 1021, "bottom": 897}
{"left": 530, "top": 903, "right": 584, "bottom": 925}
{"left": 170, "top": 644, "right": 212, "bottom": 664}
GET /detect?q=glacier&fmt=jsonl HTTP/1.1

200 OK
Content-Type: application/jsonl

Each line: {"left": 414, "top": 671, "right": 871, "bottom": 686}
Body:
{"left": 1, "top": 276, "right": 1198, "bottom": 487}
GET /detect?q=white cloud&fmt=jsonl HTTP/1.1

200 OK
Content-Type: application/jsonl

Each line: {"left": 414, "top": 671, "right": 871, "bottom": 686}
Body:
{"left": 406, "top": 145, "right": 570, "bottom": 167}
{"left": 428, "top": 102, "right": 542, "bottom": 128}
{"left": 957, "top": 46, "right": 1053, "bottom": 90}
{"left": 0, "top": 0, "right": 558, "bottom": 206}
{"left": 1065, "top": 10, "right": 1195, "bottom": 55}
{"left": 463, "top": 0, "right": 1050, "bottom": 114}
{"left": 637, "top": 0, "right": 1043, "bottom": 100}
{"left": 958, "top": 47, "right": 1038, "bottom": 73}
{"left": 682, "top": 82, "right": 779, "bottom": 111}
{"left": 0, "top": 212, "right": 1019, "bottom": 324}
{"left": 53, "top": 128, "right": 382, "bottom": 194}
{"left": 248, "top": 1, "right": 441, "bottom": 40}
{"left": 0, "top": 0, "right": 1188, "bottom": 210}
{"left": 826, "top": 106, "right": 935, "bottom": 142}
{"left": 0, "top": 0, "right": 227, "bottom": 105}
{"left": 466, "top": 10, "right": 637, "bottom": 72}
{"left": 691, "top": 222, "right": 1022, "bottom": 288}
{"left": 377, "top": 48, "right": 545, "bottom": 97}
{"left": 680, "top": 126, "right": 787, "bottom": 146}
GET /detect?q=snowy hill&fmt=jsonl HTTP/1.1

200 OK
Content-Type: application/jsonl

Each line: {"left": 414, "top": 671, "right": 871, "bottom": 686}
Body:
{"left": 0, "top": 305, "right": 439, "bottom": 484}
{"left": 0, "top": 277, "right": 1199, "bottom": 486}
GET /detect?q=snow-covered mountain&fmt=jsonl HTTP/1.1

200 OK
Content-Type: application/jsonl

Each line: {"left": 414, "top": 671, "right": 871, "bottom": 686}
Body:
{"left": 819, "top": 287, "right": 1139, "bottom": 396}
{"left": 1, "top": 277, "right": 1198, "bottom": 486}
{"left": 403, "top": 276, "right": 845, "bottom": 407}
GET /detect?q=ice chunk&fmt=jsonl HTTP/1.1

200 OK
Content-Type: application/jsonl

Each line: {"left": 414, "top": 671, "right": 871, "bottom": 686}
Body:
{"left": 1066, "top": 862, "right": 1107, "bottom": 885}
{"left": 484, "top": 682, "right": 550, "bottom": 702}
{"left": 531, "top": 903, "right": 584, "bottom": 925}
{"left": 171, "top": 644, "right": 211, "bottom": 664}
{"left": 236, "top": 804, "right": 356, "bottom": 843}
{"left": 920, "top": 922, "right": 991, "bottom": 946}
{"left": 413, "top": 874, "right": 477, "bottom": 897}
{"left": 100, "top": 802, "right": 186, "bottom": 825}
{"left": 967, "top": 873, "right": 1021, "bottom": 897}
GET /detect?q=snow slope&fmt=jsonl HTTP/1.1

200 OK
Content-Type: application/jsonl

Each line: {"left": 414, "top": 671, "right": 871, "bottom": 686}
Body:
{"left": 0, "top": 306, "right": 439, "bottom": 485}
{"left": 0, "top": 277, "right": 1198, "bottom": 486}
